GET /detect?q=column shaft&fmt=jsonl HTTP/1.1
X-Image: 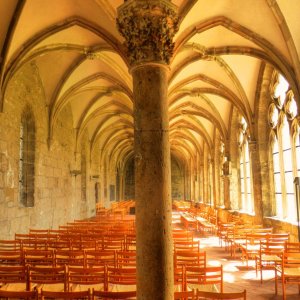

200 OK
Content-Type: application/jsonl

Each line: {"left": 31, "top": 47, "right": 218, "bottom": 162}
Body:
{"left": 133, "top": 65, "right": 174, "bottom": 300}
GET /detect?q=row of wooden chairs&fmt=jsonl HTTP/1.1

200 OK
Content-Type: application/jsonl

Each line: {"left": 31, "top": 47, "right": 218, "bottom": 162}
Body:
{"left": 0, "top": 264, "right": 224, "bottom": 295}
{"left": 0, "top": 249, "right": 136, "bottom": 268}
{"left": 0, "top": 288, "right": 247, "bottom": 299}
{"left": 0, "top": 235, "right": 136, "bottom": 251}
{"left": 174, "top": 289, "right": 246, "bottom": 300}
{"left": 0, "top": 289, "right": 136, "bottom": 299}
{"left": 0, "top": 264, "right": 136, "bottom": 292}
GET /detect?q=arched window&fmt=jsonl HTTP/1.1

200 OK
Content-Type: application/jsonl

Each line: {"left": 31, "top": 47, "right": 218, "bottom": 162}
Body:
{"left": 238, "top": 117, "right": 253, "bottom": 213}
{"left": 269, "top": 72, "right": 298, "bottom": 222}
{"left": 19, "top": 107, "right": 35, "bottom": 207}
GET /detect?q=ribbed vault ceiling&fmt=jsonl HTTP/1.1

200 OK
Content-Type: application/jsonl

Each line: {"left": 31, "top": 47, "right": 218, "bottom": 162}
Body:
{"left": 1, "top": 0, "right": 300, "bottom": 170}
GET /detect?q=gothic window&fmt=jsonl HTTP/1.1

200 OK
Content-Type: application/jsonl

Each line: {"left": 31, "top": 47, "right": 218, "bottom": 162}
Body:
{"left": 269, "top": 72, "right": 299, "bottom": 221}
{"left": 19, "top": 107, "right": 35, "bottom": 207}
{"left": 238, "top": 117, "right": 253, "bottom": 213}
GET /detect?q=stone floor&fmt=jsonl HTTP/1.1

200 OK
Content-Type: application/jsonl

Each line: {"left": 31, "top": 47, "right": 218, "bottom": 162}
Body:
{"left": 199, "top": 235, "right": 300, "bottom": 300}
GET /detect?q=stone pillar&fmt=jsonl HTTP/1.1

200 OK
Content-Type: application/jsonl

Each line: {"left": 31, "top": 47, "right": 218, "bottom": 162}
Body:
{"left": 249, "top": 140, "right": 264, "bottom": 224}
{"left": 117, "top": 1, "right": 178, "bottom": 299}
{"left": 223, "top": 156, "right": 231, "bottom": 209}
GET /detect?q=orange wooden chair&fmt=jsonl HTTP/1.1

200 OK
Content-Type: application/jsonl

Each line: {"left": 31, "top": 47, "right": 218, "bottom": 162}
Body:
{"left": 185, "top": 265, "right": 223, "bottom": 293}
{"left": 174, "top": 240, "right": 200, "bottom": 253}
{"left": 28, "top": 265, "right": 67, "bottom": 292}
{"left": 174, "top": 251, "right": 206, "bottom": 269}
{"left": 196, "top": 289, "right": 246, "bottom": 299}
{"left": 0, "top": 240, "right": 21, "bottom": 251}
{"left": 68, "top": 266, "right": 106, "bottom": 292}
{"left": 0, "top": 265, "right": 28, "bottom": 291}
{"left": 106, "top": 267, "right": 136, "bottom": 292}
{"left": 85, "top": 250, "right": 116, "bottom": 268}
{"left": 24, "top": 249, "right": 55, "bottom": 266}
{"left": 54, "top": 249, "right": 85, "bottom": 267}
{"left": 0, "top": 250, "right": 23, "bottom": 265}
{"left": 275, "top": 252, "right": 300, "bottom": 300}
{"left": 115, "top": 251, "right": 136, "bottom": 268}
{"left": 255, "top": 239, "right": 285, "bottom": 283}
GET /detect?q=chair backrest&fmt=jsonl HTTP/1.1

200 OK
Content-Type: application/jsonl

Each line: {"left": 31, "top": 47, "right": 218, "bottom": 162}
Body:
{"left": 116, "top": 251, "right": 136, "bottom": 268}
{"left": 174, "top": 290, "right": 195, "bottom": 299}
{"left": 174, "top": 240, "right": 200, "bottom": 253}
{"left": 85, "top": 250, "right": 116, "bottom": 268}
{"left": 106, "top": 266, "right": 136, "bottom": 287}
{"left": 28, "top": 265, "right": 67, "bottom": 291}
{"left": 196, "top": 289, "right": 246, "bottom": 299}
{"left": 91, "top": 290, "right": 136, "bottom": 299}
{"left": 54, "top": 249, "right": 85, "bottom": 267}
{"left": 0, "top": 290, "right": 38, "bottom": 299}
{"left": 0, "top": 250, "right": 23, "bottom": 265}
{"left": 0, "top": 265, "right": 28, "bottom": 286}
{"left": 285, "top": 242, "right": 300, "bottom": 253}
{"left": 281, "top": 252, "right": 300, "bottom": 268}
{"left": 41, "top": 289, "right": 91, "bottom": 299}
{"left": 174, "top": 251, "right": 206, "bottom": 268}
{"left": 185, "top": 265, "right": 223, "bottom": 293}
{"left": 0, "top": 239, "right": 21, "bottom": 251}
{"left": 259, "top": 240, "right": 285, "bottom": 256}
{"left": 68, "top": 266, "right": 106, "bottom": 291}
{"left": 24, "top": 249, "right": 55, "bottom": 266}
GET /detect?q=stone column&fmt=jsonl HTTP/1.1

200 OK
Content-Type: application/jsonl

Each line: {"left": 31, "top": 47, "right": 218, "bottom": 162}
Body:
{"left": 117, "top": 1, "right": 178, "bottom": 299}
{"left": 249, "top": 140, "right": 264, "bottom": 224}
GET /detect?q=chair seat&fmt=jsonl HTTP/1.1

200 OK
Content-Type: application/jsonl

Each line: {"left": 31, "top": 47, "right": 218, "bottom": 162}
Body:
{"left": 0, "top": 283, "right": 27, "bottom": 291}
{"left": 71, "top": 283, "right": 104, "bottom": 291}
{"left": 36, "top": 283, "right": 65, "bottom": 292}
{"left": 283, "top": 267, "right": 300, "bottom": 276}
{"left": 109, "top": 284, "right": 136, "bottom": 292}
{"left": 187, "top": 283, "right": 218, "bottom": 292}
{"left": 261, "top": 254, "right": 281, "bottom": 262}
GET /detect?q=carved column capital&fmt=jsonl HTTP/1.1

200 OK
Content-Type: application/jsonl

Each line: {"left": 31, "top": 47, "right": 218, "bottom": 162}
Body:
{"left": 117, "top": 0, "right": 178, "bottom": 66}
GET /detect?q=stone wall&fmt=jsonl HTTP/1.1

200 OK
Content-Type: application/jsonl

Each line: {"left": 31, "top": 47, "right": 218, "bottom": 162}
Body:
{"left": 0, "top": 62, "right": 91, "bottom": 239}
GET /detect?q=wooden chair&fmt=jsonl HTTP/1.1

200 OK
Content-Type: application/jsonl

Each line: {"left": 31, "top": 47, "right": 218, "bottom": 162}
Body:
{"left": 85, "top": 250, "right": 116, "bottom": 268}
{"left": 40, "top": 289, "right": 91, "bottom": 299}
{"left": 68, "top": 266, "right": 106, "bottom": 292}
{"left": 115, "top": 251, "right": 136, "bottom": 268}
{"left": 174, "top": 240, "right": 200, "bottom": 253}
{"left": 255, "top": 239, "right": 285, "bottom": 283}
{"left": 196, "top": 289, "right": 246, "bottom": 299}
{"left": 174, "top": 266, "right": 185, "bottom": 293}
{"left": 91, "top": 290, "right": 136, "bottom": 299}
{"left": 275, "top": 252, "right": 300, "bottom": 299}
{"left": 285, "top": 242, "right": 300, "bottom": 253}
{"left": 106, "top": 267, "right": 136, "bottom": 292}
{"left": 28, "top": 265, "right": 67, "bottom": 292}
{"left": 54, "top": 249, "right": 85, "bottom": 267}
{"left": 0, "top": 290, "right": 38, "bottom": 299}
{"left": 0, "top": 265, "right": 28, "bottom": 291}
{"left": 241, "top": 232, "right": 270, "bottom": 266}
{"left": 0, "top": 250, "right": 23, "bottom": 265}
{"left": 173, "top": 230, "right": 194, "bottom": 242}
{"left": 185, "top": 265, "right": 223, "bottom": 293}
{"left": 0, "top": 240, "right": 21, "bottom": 251}
{"left": 174, "top": 251, "right": 206, "bottom": 269}
{"left": 174, "top": 290, "right": 195, "bottom": 299}
{"left": 24, "top": 249, "right": 55, "bottom": 266}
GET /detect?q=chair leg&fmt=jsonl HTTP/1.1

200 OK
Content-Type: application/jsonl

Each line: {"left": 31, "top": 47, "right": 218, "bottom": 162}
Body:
{"left": 274, "top": 269, "right": 278, "bottom": 295}
{"left": 282, "top": 276, "right": 286, "bottom": 300}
